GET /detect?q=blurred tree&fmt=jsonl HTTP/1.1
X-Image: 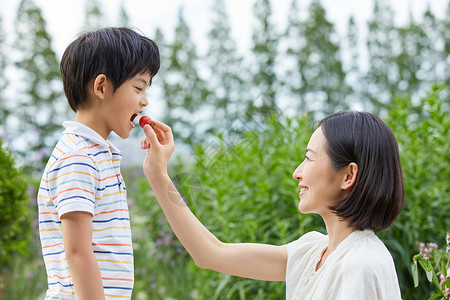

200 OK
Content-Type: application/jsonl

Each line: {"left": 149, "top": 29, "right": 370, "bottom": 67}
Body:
{"left": 0, "top": 140, "right": 32, "bottom": 296}
{"left": 364, "top": 1, "right": 449, "bottom": 114}
{"left": 0, "top": 16, "right": 8, "bottom": 127}
{"left": 14, "top": 0, "right": 65, "bottom": 172}
{"left": 420, "top": 6, "right": 449, "bottom": 87}
{"left": 284, "top": 0, "right": 307, "bottom": 114}
{"left": 364, "top": 0, "right": 397, "bottom": 113}
{"left": 443, "top": 2, "right": 450, "bottom": 81}
{"left": 443, "top": 3, "right": 450, "bottom": 84}
{"left": 297, "top": 0, "right": 350, "bottom": 115}
{"left": 345, "top": 16, "right": 362, "bottom": 110}
{"left": 118, "top": 0, "right": 130, "bottom": 27}
{"left": 160, "top": 8, "right": 211, "bottom": 145}
{"left": 83, "top": 0, "right": 104, "bottom": 31}
{"left": 391, "top": 13, "right": 425, "bottom": 98}
{"left": 250, "top": 0, "right": 280, "bottom": 119}
{"left": 206, "top": 0, "right": 249, "bottom": 134}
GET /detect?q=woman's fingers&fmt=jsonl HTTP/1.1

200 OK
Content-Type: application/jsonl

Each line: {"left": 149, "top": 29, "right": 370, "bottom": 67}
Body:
{"left": 152, "top": 121, "right": 173, "bottom": 143}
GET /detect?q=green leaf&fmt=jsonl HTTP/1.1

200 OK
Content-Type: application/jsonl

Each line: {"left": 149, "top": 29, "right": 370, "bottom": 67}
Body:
{"left": 425, "top": 259, "right": 433, "bottom": 282}
{"left": 411, "top": 261, "right": 419, "bottom": 287}
{"left": 427, "top": 292, "right": 443, "bottom": 300}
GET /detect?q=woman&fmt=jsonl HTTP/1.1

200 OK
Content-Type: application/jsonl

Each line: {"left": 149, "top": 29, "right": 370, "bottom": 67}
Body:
{"left": 141, "top": 111, "right": 404, "bottom": 299}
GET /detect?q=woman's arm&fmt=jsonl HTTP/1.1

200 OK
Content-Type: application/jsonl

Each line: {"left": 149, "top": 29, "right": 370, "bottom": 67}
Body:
{"left": 142, "top": 123, "right": 287, "bottom": 281}
{"left": 61, "top": 211, "right": 105, "bottom": 300}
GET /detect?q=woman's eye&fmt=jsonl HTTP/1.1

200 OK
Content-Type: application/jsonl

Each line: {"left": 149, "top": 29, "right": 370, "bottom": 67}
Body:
{"left": 304, "top": 155, "right": 310, "bottom": 161}
{"left": 136, "top": 87, "right": 143, "bottom": 92}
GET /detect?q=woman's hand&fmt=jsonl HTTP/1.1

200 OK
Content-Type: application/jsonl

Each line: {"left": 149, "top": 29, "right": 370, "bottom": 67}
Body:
{"left": 141, "top": 121, "right": 175, "bottom": 182}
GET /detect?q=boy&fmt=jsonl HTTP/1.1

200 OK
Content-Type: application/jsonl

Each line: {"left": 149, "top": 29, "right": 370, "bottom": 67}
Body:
{"left": 37, "top": 27, "right": 160, "bottom": 299}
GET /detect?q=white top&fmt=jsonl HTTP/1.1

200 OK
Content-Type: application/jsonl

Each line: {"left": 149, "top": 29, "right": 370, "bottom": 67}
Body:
{"left": 286, "top": 230, "right": 402, "bottom": 300}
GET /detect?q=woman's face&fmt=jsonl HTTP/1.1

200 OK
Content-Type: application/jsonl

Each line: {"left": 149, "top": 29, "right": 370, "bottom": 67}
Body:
{"left": 292, "top": 127, "right": 348, "bottom": 216}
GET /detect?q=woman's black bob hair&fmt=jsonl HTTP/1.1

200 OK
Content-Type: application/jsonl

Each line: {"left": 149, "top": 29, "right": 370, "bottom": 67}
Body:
{"left": 319, "top": 111, "right": 405, "bottom": 232}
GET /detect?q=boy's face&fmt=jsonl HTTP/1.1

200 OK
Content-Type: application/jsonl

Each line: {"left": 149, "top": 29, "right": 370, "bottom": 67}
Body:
{"left": 103, "top": 73, "right": 151, "bottom": 139}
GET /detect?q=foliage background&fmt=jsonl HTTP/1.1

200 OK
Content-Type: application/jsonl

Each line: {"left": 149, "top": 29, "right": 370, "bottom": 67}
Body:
{"left": 0, "top": 0, "right": 449, "bottom": 299}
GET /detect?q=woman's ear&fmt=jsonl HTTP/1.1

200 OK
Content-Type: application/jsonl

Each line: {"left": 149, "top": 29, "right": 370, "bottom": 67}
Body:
{"left": 93, "top": 74, "right": 107, "bottom": 99}
{"left": 342, "top": 162, "right": 358, "bottom": 190}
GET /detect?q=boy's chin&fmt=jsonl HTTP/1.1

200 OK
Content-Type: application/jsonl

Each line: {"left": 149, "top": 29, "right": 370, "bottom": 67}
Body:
{"left": 115, "top": 130, "right": 131, "bottom": 139}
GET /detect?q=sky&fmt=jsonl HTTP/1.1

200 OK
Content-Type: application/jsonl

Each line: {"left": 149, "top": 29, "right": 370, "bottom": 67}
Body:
{"left": 1, "top": 0, "right": 448, "bottom": 164}
{"left": 2, "top": 0, "right": 447, "bottom": 58}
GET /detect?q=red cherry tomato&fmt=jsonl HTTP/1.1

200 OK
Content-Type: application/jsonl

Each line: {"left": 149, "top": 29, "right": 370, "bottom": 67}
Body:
{"left": 139, "top": 116, "right": 155, "bottom": 128}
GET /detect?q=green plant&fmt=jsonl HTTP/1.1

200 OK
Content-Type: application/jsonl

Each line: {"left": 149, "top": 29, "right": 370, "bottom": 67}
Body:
{"left": 411, "top": 232, "right": 450, "bottom": 300}
{"left": 382, "top": 84, "right": 450, "bottom": 299}
{"left": 0, "top": 139, "right": 38, "bottom": 297}
{"left": 0, "top": 141, "right": 31, "bottom": 263}
{"left": 124, "top": 167, "right": 196, "bottom": 300}
{"left": 171, "top": 114, "right": 324, "bottom": 299}
{"left": 121, "top": 84, "right": 450, "bottom": 299}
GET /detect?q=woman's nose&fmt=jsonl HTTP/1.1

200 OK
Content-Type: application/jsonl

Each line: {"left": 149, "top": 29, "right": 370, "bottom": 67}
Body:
{"left": 292, "top": 162, "right": 304, "bottom": 180}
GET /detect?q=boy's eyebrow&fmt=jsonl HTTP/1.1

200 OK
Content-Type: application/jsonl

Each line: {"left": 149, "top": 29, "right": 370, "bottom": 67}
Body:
{"left": 136, "top": 77, "right": 150, "bottom": 86}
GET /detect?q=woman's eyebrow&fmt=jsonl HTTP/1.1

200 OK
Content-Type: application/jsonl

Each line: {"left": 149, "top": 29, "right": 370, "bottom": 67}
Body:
{"left": 305, "top": 148, "right": 317, "bottom": 154}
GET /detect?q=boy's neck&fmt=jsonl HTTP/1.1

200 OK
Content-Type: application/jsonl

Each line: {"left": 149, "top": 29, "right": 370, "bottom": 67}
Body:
{"left": 75, "top": 109, "right": 110, "bottom": 141}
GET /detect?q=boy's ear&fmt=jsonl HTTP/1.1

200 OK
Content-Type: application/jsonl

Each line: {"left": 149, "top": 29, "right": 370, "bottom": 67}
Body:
{"left": 341, "top": 162, "right": 358, "bottom": 190}
{"left": 93, "top": 74, "right": 108, "bottom": 99}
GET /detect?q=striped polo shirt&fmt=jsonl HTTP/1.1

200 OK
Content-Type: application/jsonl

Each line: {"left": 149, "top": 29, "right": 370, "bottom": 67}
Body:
{"left": 38, "top": 121, "right": 134, "bottom": 299}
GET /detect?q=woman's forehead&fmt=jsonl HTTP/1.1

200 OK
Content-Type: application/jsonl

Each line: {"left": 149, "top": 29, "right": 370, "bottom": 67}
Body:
{"left": 307, "top": 127, "right": 326, "bottom": 153}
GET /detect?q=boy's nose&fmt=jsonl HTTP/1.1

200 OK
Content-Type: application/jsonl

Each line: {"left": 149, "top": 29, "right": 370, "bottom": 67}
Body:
{"left": 141, "top": 95, "right": 149, "bottom": 107}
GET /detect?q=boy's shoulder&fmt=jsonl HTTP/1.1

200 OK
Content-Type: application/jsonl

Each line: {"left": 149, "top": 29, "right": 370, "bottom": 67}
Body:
{"left": 47, "top": 121, "right": 118, "bottom": 171}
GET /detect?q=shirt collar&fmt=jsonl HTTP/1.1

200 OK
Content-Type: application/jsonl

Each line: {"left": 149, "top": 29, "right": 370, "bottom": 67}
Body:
{"left": 62, "top": 121, "right": 122, "bottom": 154}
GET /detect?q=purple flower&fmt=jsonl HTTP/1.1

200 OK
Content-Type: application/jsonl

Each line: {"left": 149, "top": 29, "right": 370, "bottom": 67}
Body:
{"left": 39, "top": 147, "right": 47, "bottom": 160}
{"left": 133, "top": 168, "right": 143, "bottom": 177}
{"left": 155, "top": 239, "right": 162, "bottom": 246}
{"left": 419, "top": 242, "right": 438, "bottom": 258}
{"left": 440, "top": 269, "right": 450, "bottom": 286}
{"left": 428, "top": 242, "right": 438, "bottom": 249}
{"left": 446, "top": 232, "right": 450, "bottom": 253}
{"left": 127, "top": 197, "right": 134, "bottom": 207}
{"left": 27, "top": 185, "right": 36, "bottom": 197}
{"left": 163, "top": 235, "right": 172, "bottom": 246}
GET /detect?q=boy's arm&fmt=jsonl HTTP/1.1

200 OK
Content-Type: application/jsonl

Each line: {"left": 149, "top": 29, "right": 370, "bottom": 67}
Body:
{"left": 61, "top": 211, "right": 105, "bottom": 300}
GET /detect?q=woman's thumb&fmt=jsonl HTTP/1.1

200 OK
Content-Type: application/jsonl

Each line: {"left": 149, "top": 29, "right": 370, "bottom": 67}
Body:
{"left": 143, "top": 124, "right": 158, "bottom": 145}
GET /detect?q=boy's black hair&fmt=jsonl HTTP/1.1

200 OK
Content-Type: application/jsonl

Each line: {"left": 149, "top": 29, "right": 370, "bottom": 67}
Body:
{"left": 319, "top": 111, "right": 405, "bottom": 232}
{"left": 60, "top": 27, "right": 160, "bottom": 112}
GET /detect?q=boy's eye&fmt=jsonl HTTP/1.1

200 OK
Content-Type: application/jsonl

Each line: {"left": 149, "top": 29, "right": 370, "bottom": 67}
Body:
{"left": 136, "top": 87, "right": 143, "bottom": 92}
{"left": 304, "top": 155, "right": 311, "bottom": 161}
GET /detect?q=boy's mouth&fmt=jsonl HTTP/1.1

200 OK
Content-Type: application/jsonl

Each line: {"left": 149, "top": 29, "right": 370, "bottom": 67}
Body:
{"left": 130, "top": 114, "right": 138, "bottom": 128}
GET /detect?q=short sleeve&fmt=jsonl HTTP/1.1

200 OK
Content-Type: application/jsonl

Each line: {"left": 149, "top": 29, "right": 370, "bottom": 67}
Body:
{"left": 47, "top": 150, "right": 98, "bottom": 217}
{"left": 287, "top": 231, "right": 326, "bottom": 259}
